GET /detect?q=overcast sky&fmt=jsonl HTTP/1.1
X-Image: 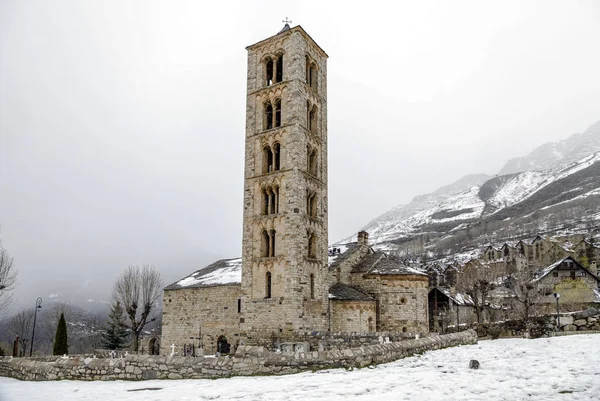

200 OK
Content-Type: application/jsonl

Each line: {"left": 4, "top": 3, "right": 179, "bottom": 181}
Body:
{"left": 1, "top": 0, "right": 599, "bottom": 313}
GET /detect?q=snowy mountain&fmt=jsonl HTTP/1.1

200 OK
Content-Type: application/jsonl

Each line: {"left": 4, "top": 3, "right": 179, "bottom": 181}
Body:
{"left": 345, "top": 122, "right": 600, "bottom": 252}
{"left": 499, "top": 121, "right": 600, "bottom": 175}
{"left": 342, "top": 174, "right": 491, "bottom": 243}
{"left": 351, "top": 152, "right": 600, "bottom": 250}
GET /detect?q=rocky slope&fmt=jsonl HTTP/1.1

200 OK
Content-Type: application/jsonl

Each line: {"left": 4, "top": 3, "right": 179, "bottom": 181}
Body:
{"left": 499, "top": 121, "right": 600, "bottom": 175}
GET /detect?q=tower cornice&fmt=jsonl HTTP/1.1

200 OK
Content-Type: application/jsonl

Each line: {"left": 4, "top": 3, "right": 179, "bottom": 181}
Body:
{"left": 246, "top": 25, "right": 328, "bottom": 58}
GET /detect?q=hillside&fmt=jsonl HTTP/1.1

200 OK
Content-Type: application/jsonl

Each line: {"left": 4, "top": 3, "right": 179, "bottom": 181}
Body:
{"left": 344, "top": 152, "right": 600, "bottom": 258}
{"left": 499, "top": 120, "right": 600, "bottom": 175}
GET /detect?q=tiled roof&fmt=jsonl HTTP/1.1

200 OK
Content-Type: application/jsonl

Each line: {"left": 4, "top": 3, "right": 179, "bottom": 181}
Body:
{"left": 368, "top": 255, "right": 427, "bottom": 276}
{"left": 329, "top": 282, "right": 374, "bottom": 301}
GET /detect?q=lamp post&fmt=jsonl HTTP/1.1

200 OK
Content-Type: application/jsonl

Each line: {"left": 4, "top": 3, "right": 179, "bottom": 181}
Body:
{"left": 553, "top": 292, "right": 560, "bottom": 331}
{"left": 29, "top": 297, "right": 42, "bottom": 357}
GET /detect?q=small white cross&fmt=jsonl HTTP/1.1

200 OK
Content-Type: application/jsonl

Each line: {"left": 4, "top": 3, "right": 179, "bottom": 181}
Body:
{"left": 170, "top": 343, "right": 176, "bottom": 356}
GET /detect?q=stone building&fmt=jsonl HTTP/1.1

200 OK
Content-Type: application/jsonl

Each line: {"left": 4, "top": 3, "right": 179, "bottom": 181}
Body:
{"left": 532, "top": 256, "right": 600, "bottom": 311}
{"left": 161, "top": 24, "right": 429, "bottom": 355}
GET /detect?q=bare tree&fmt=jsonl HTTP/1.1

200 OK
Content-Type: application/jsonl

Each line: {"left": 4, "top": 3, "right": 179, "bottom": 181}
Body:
{"left": 9, "top": 309, "right": 34, "bottom": 356}
{"left": 458, "top": 261, "right": 504, "bottom": 323}
{"left": 112, "top": 264, "right": 163, "bottom": 352}
{"left": 0, "top": 239, "right": 18, "bottom": 314}
{"left": 505, "top": 269, "right": 540, "bottom": 323}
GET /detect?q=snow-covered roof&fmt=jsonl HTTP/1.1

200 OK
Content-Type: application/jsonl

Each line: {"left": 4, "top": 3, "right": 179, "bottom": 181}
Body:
{"left": 533, "top": 256, "right": 600, "bottom": 283}
{"left": 165, "top": 258, "right": 242, "bottom": 290}
{"left": 368, "top": 255, "right": 427, "bottom": 276}
{"left": 433, "top": 287, "right": 474, "bottom": 306}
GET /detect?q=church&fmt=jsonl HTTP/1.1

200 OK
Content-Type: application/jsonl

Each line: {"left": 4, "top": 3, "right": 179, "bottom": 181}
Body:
{"left": 161, "top": 24, "right": 429, "bottom": 355}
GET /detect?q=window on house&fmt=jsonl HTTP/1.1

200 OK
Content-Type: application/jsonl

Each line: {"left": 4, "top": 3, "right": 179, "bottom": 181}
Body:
{"left": 553, "top": 272, "right": 559, "bottom": 277}
{"left": 306, "top": 101, "right": 312, "bottom": 131}
{"left": 310, "top": 273, "right": 315, "bottom": 299}
{"left": 266, "top": 272, "right": 272, "bottom": 298}
{"left": 237, "top": 299, "right": 241, "bottom": 313}
{"left": 276, "top": 56, "right": 283, "bottom": 83}
{"left": 264, "top": 102, "right": 273, "bottom": 130}
{"left": 265, "top": 58, "right": 274, "bottom": 86}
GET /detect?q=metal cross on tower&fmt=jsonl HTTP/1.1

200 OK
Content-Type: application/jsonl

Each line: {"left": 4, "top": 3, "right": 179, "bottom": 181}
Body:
{"left": 282, "top": 17, "right": 292, "bottom": 25}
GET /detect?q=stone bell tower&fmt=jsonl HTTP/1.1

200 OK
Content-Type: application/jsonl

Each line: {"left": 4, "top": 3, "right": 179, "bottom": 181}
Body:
{"left": 240, "top": 24, "right": 329, "bottom": 344}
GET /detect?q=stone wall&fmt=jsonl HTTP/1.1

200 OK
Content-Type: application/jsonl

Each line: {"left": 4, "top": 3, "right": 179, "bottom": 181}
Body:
{"left": 355, "top": 273, "right": 429, "bottom": 335}
{"left": 0, "top": 330, "right": 476, "bottom": 381}
{"left": 161, "top": 285, "right": 242, "bottom": 355}
{"left": 330, "top": 300, "right": 376, "bottom": 333}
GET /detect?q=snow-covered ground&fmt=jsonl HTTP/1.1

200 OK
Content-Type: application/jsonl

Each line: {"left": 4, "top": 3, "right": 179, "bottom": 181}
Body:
{"left": 1, "top": 334, "right": 599, "bottom": 401}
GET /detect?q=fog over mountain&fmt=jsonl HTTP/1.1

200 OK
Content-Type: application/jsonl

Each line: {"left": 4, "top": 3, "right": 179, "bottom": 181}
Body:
{"left": 350, "top": 122, "right": 600, "bottom": 250}
{"left": 500, "top": 121, "right": 600, "bottom": 175}
{"left": 1, "top": 1, "right": 600, "bottom": 315}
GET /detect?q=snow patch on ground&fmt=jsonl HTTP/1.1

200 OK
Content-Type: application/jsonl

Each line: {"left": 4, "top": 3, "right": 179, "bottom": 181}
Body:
{"left": 2, "top": 334, "right": 599, "bottom": 401}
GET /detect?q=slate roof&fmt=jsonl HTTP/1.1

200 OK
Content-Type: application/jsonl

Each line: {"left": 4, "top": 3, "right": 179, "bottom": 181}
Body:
{"left": 368, "top": 255, "right": 427, "bottom": 276}
{"left": 329, "top": 282, "right": 375, "bottom": 301}
{"left": 430, "top": 287, "right": 475, "bottom": 306}
{"left": 351, "top": 253, "right": 384, "bottom": 273}
{"left": 533, "top": 256, "right": 600, "bottom": 283}
{"left": 165, "top": 258, "right": 242, "bottom": 290}
{"left": 328, "top": 243, "right": 362, "bottom": 270}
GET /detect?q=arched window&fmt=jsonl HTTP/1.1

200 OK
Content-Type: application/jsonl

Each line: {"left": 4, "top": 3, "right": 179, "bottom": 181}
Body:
{"left": 306, "top": 101, "right": 311, "bottom": 131}
{"left": 310, "top": 273, "right": 315, "bottom": 299}
{"left": 263, "top": 188, "right": 270, "bottom": 215}
{"left": 266, "top": 272, "right": 272, "bottom": 298}
{"left": 273, "top": 143, "right": 281, "bottom": 170}
{"left": 264, "top": 102, "right": 273, "bottom": 130}
{"left": 308, "top": 232, "right": 317, "bottom": 259}
{"left": 274, "top": 99, "right": 281, "bottom": 128}
{"left": 307, "top": 191, "right": 317, "bottom": 218}
{"left": 265, "top": 58, "right": 274, "bottom": 86}
{"left": 308, "top": 148, "right": 317, "bottom": 175}
{"left": 309, "top": 62, "right": 317, "bottom": 89}
{"left": 262, "top": 186, "right": 279, "bottom": 215}
{"left": 263, "top": 146, "right": 273, "bottom": 173}
{"left": 305, "top": 56, "right": 317, "bottom": 89}
{"left": 270, "top": 229, "right": 276, "bottom": 257}
{"left": 262, "top": 230, "right": 270, "bottom": 257}
{"left": 309, "top": 105, "right": 317, "bottom": 134}
{"left": 276, "top": 56, "right": 283, "bottom": 83}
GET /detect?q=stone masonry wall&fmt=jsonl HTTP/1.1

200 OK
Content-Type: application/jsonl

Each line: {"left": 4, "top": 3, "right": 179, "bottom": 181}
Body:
{"left": 161, "top": 285, "right": 242, "bottom": 355}
{"left": 0, "top": 330, "right": 476, "bottom": 381}
{"left": 331, "top": 300, "right": 376, "bottom": 333}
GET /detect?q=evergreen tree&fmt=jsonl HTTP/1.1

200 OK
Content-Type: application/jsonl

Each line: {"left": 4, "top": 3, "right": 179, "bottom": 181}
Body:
{"left": 101, "top": 300, "right": 129, "bottom": 350}
{"left": 52, "top": 312, "right": 68, "bottom": 355}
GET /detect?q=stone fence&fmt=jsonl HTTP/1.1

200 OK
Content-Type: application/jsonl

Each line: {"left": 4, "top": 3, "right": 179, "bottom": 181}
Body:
{"left": 297, "top": 330, "right": 418, "bottom": 351}
{"left": 0, "top": 330, "right": 476, "bottom": 381}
